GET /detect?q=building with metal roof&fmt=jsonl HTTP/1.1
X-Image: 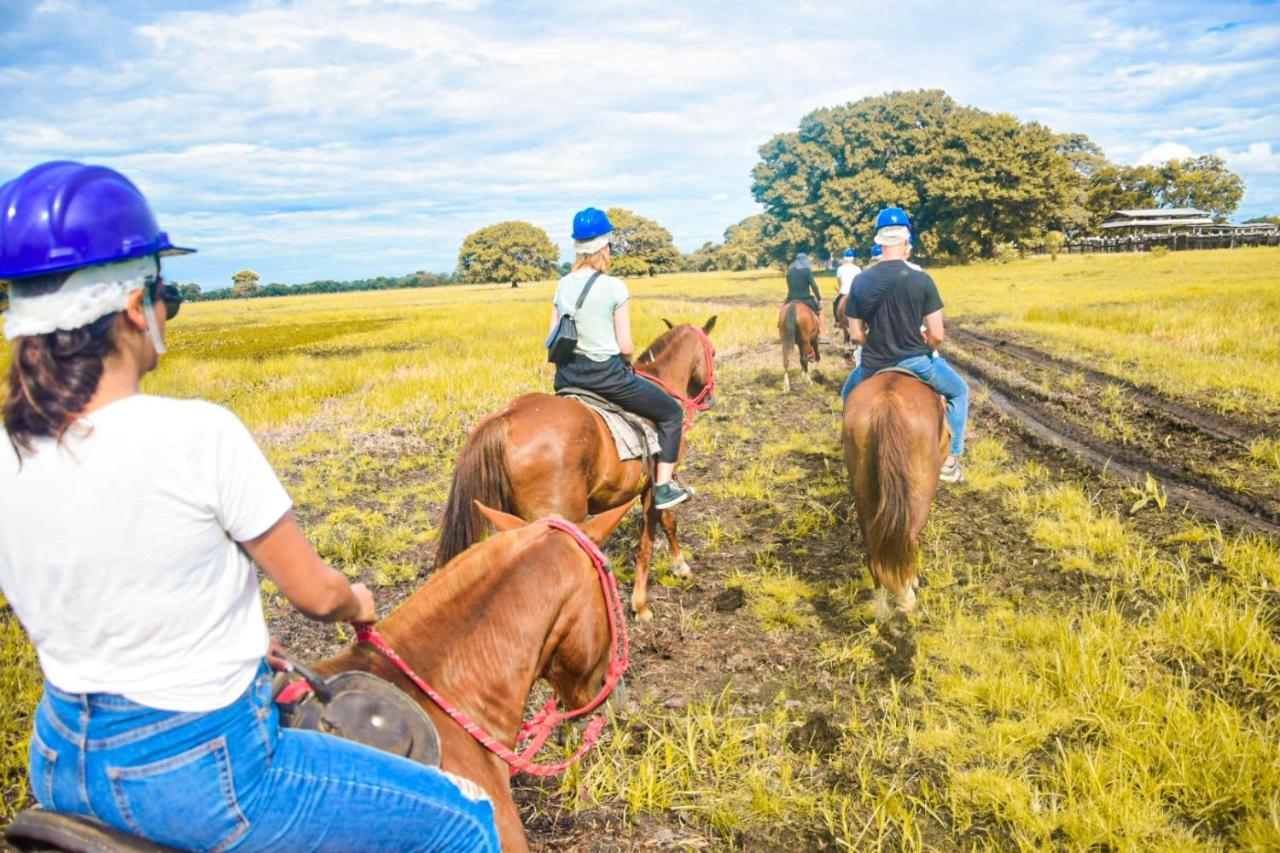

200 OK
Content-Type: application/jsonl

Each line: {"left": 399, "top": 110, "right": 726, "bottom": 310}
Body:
{"left": 1099, "top": 208, "right": 1214, "bottom": 230}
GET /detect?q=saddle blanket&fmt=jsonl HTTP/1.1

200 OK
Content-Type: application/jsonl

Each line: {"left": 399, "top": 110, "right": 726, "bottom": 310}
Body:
{"left": 557, "top": 388, "right": 661, "bottom": 462}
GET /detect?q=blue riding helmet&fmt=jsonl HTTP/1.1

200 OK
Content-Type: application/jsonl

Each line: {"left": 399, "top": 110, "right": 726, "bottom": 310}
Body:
{"left": 571, "top": 207, "right": 613, "bottom": 241}
{"left": 871, "top": 245, "right": 883, "bottom": 257}
{"left": 874, "top": 206, "right": 912, "bottom": 230}
{"left": 0, "top": 161, "right": 194, "bottom": 281}
{"left": 843, "top": 248, "right": 856, "bottom": 258}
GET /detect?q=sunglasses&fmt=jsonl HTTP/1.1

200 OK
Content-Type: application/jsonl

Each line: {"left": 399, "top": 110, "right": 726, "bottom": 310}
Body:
{"left": 147, "top": 276, "right": 183, "bottom": 320}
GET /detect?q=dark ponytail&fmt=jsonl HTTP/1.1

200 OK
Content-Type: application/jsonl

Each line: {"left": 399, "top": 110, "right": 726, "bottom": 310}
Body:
{"left": 3, "top": 273, "right": 119, "bottom": 455}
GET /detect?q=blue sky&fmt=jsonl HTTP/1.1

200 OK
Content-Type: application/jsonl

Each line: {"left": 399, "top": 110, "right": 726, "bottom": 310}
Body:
{"left": 2, "top": 0, "right": 1277, "bottom": 286}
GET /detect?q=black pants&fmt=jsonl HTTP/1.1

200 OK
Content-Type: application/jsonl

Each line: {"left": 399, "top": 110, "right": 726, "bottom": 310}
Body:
{"left": 555, "top": 355, "right": 684, "bottom": 463}
{"left": 786, "top": 296, "right": 821, "bottom": 316}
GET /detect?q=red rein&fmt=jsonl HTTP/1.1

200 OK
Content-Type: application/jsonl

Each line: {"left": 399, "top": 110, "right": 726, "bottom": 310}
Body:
{"left": 634, "top": 326, "right": 715, "bottom": 432}
{"left": 322, "top": 518, "right": 629, "bottom": 777}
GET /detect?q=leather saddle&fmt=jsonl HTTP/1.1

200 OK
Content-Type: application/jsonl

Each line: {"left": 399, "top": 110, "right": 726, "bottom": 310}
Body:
{"left": 3, "top": 665, "right": 440, "bottom": 852}
{"left": 272, "top": 657, "right": 442, "bottom": 769}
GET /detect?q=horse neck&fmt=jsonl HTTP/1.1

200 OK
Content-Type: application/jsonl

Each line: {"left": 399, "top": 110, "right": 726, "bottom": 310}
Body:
{"left": 372, "top": 527, "right": 599, "bottom": 746}
{"left": 642, "top": 329, "right": 698, "bottom": 394}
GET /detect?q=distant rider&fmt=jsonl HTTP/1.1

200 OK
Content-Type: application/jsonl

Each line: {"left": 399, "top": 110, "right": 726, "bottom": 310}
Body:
{"left": 833, "top": 247, "right": 861, "bottom": 357}
{"left": 785, "top": 251, "right": 828, "bottom": 342}
{"left": 549, "top": 207, "right": 692, "bottom": 510}
{"left": 839, "top": 207, "right": 969, "bottom": 484}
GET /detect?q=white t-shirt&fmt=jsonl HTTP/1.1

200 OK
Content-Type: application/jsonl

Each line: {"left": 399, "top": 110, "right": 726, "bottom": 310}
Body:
{"left": 837, "top": 262, "right": 862, "bottom": 296}
{"left": 0, "top": 395, "right": 292, "bottom": 711}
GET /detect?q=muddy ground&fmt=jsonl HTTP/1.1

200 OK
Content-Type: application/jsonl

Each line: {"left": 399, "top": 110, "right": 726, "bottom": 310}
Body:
{"left": 262, "top": 325, "right": 1276, "bottom": 851}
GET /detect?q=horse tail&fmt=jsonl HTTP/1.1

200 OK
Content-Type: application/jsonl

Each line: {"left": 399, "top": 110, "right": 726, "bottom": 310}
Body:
{"left": 783, "top": 303, "right": 797, "bottom": 350}
{"left": 435, "top": 414, "right": 512, "bottom": 568}
{"left": 866, "top": 394, "right": 915, "bottom": 594}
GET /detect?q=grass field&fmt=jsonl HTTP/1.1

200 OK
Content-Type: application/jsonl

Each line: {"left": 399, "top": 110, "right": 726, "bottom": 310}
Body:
{"left": 2, "top": 248, "right": 1278, "bottom": 849}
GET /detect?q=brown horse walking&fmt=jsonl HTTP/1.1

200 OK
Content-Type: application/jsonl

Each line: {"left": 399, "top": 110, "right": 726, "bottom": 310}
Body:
{"left": 309, "top": 500, "right": 636, "bottom": 852}
{"left": 434, "top": 318, "right": 717, "bottom": 621}
{"left": 842, "top": 370, "right": 948, "bottom": 621}
{"left": 779, "top": 300, "right": 820, "bottom": 391}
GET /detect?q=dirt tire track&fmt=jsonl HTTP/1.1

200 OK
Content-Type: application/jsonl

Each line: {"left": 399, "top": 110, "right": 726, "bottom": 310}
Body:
{"left": 947, "top": 357, "right": 1280, "bottom": 537}
{"left": 952, "top": 325, "right": 1269, "bottom": 443}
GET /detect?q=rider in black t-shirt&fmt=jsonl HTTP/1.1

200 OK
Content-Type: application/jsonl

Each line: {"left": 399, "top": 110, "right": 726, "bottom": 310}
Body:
{"left": 839, "top": 208, "right": 969, "bottom": 484}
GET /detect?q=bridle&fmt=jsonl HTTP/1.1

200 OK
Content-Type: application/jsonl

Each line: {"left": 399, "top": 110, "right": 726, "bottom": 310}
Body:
{"left": 282, "top": 517, "right": 629, "bottom": 777}
{"left": 634, "top": 325, "right": 716, "bottom": 431}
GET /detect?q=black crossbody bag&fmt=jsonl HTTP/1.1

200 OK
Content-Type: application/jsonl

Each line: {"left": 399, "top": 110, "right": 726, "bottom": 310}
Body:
{"left": 546, "top": 271, "right": 603, "bottom": 365}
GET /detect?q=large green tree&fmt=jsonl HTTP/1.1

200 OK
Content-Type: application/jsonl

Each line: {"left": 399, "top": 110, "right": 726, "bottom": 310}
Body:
{"left": 683, "top": 214, "right": 771, "bottom": 272}
{"left": 1156, "top": 155, "right": 1244, "bottom": 220}
{"left": 606, "top": 208, "right": 682, "bottom": 276}
{"left": 751, "top": 90, "right": 1081, "bottom": 261}
{"left": 455, "top": 221, "right": 559, "bottom": 287}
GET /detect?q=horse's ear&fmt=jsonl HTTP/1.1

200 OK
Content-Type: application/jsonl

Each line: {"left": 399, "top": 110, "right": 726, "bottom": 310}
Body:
{"left": 703, "top": 315, "right": 718, "bottom": 334}
{"left": 474, "top": 500, "right": 526, "bottom": 533}
{"left": 580, "top": 498, "right": 638, "bottom": 546}
{"left": 661, "top": 318, "right": 674, "bottom": 329}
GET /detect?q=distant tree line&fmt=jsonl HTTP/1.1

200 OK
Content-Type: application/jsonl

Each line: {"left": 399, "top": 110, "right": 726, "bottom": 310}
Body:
{"left": 191, "top": 269, "right": 455, "bottom": 301}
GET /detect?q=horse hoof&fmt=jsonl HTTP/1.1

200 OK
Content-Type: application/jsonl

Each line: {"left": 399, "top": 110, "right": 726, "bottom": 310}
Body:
{"left": 635, "top": 607, "right": 654, "bottom": 622}
{"left": 673, "top": 558, "right": 693, "bottom": 579}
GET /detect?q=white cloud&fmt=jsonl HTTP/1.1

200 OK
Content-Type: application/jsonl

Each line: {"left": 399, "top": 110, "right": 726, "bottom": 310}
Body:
{"left": 1216, "top": 142, "right": 1280, "bottom": 174}
{"left": 1139, "top": 142, "right": 1196, "bottom": 165}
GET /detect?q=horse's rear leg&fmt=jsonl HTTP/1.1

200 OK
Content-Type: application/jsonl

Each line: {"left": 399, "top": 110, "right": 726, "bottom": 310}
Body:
{"left": 660, "top": 508, "right": 692, "bottom": 579}
{"left": 800, "top": 349, "right": 812, "bottom": 384}
{"left": 632, "top": 487, "right": 658, "bottom": 621}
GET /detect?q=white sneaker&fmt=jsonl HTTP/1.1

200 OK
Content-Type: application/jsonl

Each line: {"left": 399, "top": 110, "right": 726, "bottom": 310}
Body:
{"left": 939, "top": 458, "right": 964, "bottom": 484}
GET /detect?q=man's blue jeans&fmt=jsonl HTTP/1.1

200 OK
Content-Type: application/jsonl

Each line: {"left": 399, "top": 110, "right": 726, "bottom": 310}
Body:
{"left": 28, "top": 662, "right": 500, "bottom": 851}
{"left": 841, "top": 354, "right": 969, "bottom": 457}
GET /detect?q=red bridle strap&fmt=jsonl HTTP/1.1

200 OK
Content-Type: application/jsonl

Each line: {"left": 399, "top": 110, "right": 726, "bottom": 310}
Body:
{"left": 350, "top": 517, "right": 629, "bottom": 777}
{"left": 634, "top": 325, "right": 715, "bottom": 432}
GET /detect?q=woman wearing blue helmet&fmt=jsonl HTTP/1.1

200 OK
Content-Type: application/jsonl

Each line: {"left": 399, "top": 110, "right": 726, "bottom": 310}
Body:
{"left": 0, "top": 161, "right": 499, "bottom": 851}
{"left": 549, "top": 208, "right": 692, "bottom": 509}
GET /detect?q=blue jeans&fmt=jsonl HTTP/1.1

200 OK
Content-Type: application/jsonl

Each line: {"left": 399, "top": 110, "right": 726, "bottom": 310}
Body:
{"left": 841, "top": 354, "right": 969, "bottom": 457}
{"left": 28, "top": 663, "right": 500, "bottom": 852}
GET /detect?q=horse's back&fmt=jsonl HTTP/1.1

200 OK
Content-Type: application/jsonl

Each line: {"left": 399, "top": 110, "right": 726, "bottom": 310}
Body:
{"left": 843, "top": 372, "right": 945, "bottom": 470}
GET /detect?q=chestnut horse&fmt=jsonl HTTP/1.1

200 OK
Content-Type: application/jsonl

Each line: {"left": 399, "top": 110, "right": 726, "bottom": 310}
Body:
{"left": 841, "top": 370, "right": 948, "bottom": 621}
{"left": 779, "top": 300, "right": 819, "bottom": 391}
{"left": 310, "top": 500, "right": 636, "bottom": 852}
{"left": 434, "top": 318, "right": 717, "bottom": 621}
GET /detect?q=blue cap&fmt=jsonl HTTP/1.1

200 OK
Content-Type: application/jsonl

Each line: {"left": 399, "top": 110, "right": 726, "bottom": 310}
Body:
{"left": 871, "top": 245, "right": 883, "bottom": 257}
{"left": 0, "top": 160, "right": 193, "bottom": 281}
{"left": 571, "top": 207, "right": 613, "bottom": 241}
{"left": 843, "top": 248, "right": 856, "bottom": 258}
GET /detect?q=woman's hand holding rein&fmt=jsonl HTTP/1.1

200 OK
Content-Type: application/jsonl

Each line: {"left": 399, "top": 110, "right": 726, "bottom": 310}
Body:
{"left": 242, "top": 510, "right": 377, "bottom": 624}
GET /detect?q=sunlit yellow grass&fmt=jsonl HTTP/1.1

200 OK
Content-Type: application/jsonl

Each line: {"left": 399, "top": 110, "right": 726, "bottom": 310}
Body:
{"left": 1, "top": 256, "right": 1278, "bottom": 845}
{"left": 936, "top": 247, "right": 1280, "bottom": 416}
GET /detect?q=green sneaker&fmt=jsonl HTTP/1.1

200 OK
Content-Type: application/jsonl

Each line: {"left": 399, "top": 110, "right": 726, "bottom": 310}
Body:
{"left": 653, "top": 480, "right": 693, "bottom": 510}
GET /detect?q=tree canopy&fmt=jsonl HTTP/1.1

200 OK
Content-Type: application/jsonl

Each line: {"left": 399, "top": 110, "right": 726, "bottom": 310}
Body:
{"left": 683, "top": 215, "right": 771, "bottom": 271}
{"left": 751, "top": 90, "right": 1079, "bottom": 261}
{"left": 1083, "top": 155, "right": 1244, "bottom": 229}
{"left": 455, "top": 220, "right": 559, "bottom": 287}
{"left": 749, "top": 89, "right": 1247, "bottom": 260}
{"left": 606, "top": 208, "right": 682, "bottom": 276}
{"left": 231, "top": 269, "right": 260, "bottom": 298}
